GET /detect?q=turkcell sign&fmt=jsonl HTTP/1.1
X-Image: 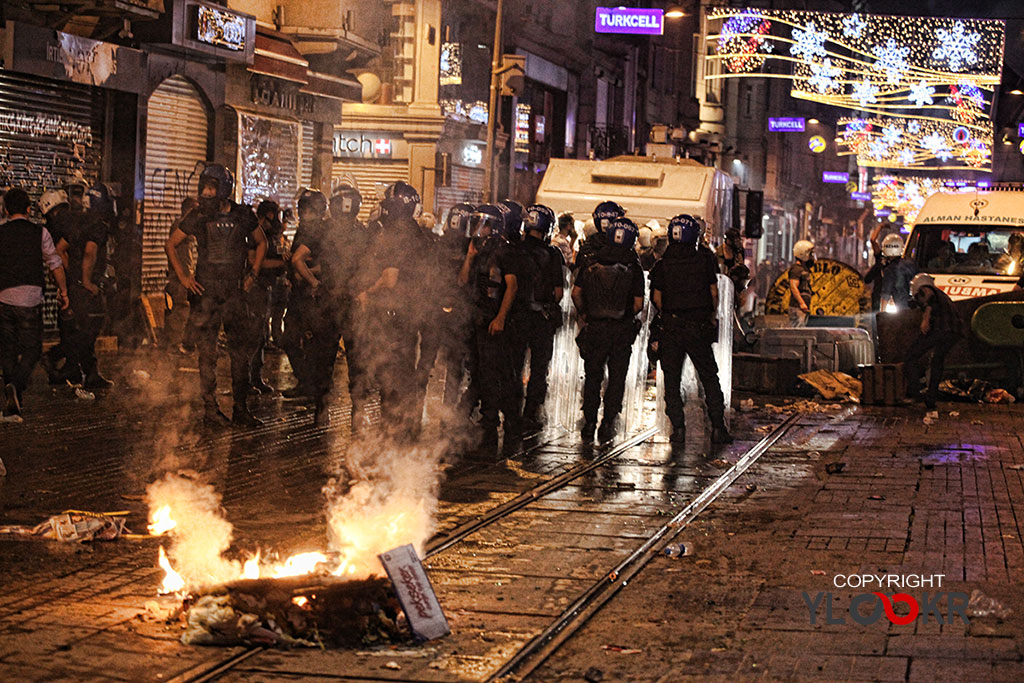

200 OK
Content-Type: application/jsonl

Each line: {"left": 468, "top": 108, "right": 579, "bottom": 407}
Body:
{"left": 851, "top": 191, "right": 871, "bottom": 201}
{"left": 1018, "top": 123, "right": 1024, "bottom": 138}
{"left": 769, "top": 117, "right": 806, "bottom": 132}
{"left": 595, "top": 7, "right": 664, "bottom": 35}
{"left": 823, "top": 171, "right": 850, "bottom": 184}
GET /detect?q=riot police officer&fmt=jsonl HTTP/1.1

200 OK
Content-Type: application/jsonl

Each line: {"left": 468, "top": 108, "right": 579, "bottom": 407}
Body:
{"left": 358, "top": 181, "right": 430, "bottom": 436}
{"left": 289, "top": 188, "right": 362, "bottom": 426}
{"left": 572, "top": 216, "right": 645, "bottom": 444}
{"left": 511, "top": 204, "right": 565, "bottom": 433}
{"left": 436, "top": 204, "right": 476, "bottom": 419}
{"left": 575, "top": 200, "right": 626, "bottom": 272}
{"left": 38, "top": 189, "right": 75, "bottom": 383}
{"left": 248, "top": 200, "right": 287, "bottom": 394}
{"left": 165, "top": 164, "right": 267, "bottom": 427}
{"left": 58, "top": 182, "right": 115, "bottom": 389}
{"left": 650, "top": 215, "right": 732, "bottom": 446}
{"left": 459, "top": 204, "right": 521, "bottom": 454}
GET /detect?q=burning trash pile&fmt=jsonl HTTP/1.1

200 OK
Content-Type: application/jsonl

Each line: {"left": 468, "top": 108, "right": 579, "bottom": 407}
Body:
{"left": 146, "top": 445, "right": 445, "bottom": 649}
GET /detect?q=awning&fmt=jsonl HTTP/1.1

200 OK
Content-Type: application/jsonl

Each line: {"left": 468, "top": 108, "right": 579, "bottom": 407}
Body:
{"left": 250, "top": 26, "right": 308, "bottom": 84}
{"left": 301, "top": 71, "right": 362, "bottom": 102}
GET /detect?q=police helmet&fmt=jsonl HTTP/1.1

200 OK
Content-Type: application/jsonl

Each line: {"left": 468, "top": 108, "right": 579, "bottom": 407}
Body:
{"left": 379, "top": 181, "right": 422, "bottom": 222}
{"left": 667, "top": 214, "right": 701, "bottom": 245}
{"left": 296, "top": 188, "right": 328, "bottom": 218}
{"left": 330, "top": 182, "right": 362, "bottom": 220}
{"left": 468, "top": 204, "right": 508, "bottom": 243}
{"left": 64, "top": 181, "right": 87, "bottom": 200}
{"left": 198, "top": 164, "right": 234, "bottom": 202}
{"left": 38, "top": 189, "right": 68, "bottom": 216}
{"left": 524, "top": 204, "right": 556, "bottom": 239}
{"left": 445, "top": 203, "right": 476, "bottom": 237}
{"left": 881, "top": 233, "right": 904, "bottom": 258}
{"left": 85, "top": 183, "right": 114, "bottom": 217}
{"left": 910, "top": 273, "right": 935, "bottom": 297}
{"left": 498, "top": 199, "right": 525, "bottom": 240}
{"left": 607, "top": 217, "right": 639, "bottom": 250}
{"left": 593, "top": 201, "right": 625, "bottom": 233}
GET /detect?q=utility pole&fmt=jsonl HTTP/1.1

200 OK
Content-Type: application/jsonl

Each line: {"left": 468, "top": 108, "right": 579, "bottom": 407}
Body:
{"left": 483, "top": 0, "right": 504, "bottom": 202}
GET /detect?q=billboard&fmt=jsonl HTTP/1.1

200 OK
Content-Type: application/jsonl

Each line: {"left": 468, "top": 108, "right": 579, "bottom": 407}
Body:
{"left": 595, "top": 7, "right": 664, "bottom": 35}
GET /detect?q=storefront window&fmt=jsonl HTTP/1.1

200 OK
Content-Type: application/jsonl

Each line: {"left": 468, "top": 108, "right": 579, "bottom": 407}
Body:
{"left": 238, "top": 113, "right": 300, "bottom": 208}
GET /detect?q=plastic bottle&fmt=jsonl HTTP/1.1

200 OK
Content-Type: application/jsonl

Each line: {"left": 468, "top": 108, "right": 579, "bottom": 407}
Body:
{"left": 663, "top": 543, "right": 689, "bottom": 558}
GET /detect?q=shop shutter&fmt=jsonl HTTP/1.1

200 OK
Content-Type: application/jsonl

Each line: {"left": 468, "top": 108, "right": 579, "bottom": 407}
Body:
{"left": 142, "top": 76, "right": 209, "bottom": 294}
{"left": 301, "top": 122, "right": 315, "bottom": 189}
{"left": 331, "top": 160, "right": 410, "bottom": 222}
{"left": 0, "top": 71, "right": 105, "bottom": 329}
{"left": 435, "top": 165, "right": 485, "bottom": 220}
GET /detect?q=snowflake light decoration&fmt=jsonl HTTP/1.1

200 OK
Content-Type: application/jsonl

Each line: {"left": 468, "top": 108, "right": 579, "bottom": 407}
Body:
{"left": 872, "top": 39, "right": 910, "bottom": 84}
{"left": 881, "top": 126, "right": 902, "bottom": 146}
{"left": 908, "top": 80, "right": 936, "bottom": 107}
{"left": 842, "top": 14, "right": 867, "bottom": 39}
{"left": 790, "top": 22, "right": 827, "bottom": 63}
{"left": 807, "top": 58, "right": 841, "bottom": 93}
{"left": 932, "top": 21, "right": 981, "bottom": 72}
{"left": 899, "top": 149, "right": 917, "bottom": 166}
{"left": 907, "top": 120, "right": 921, "bottom": 134}
{"left": 920, "top": 131, "right": 950, "bottom": 156}
{"left": 852, "top": 78, "right": 879, "bottom": 104}
{"left": 717, "top": 12, "right": 774, "bottom": 73}
{"left": 869, "top": 140, "right": 890, "bottom": 158}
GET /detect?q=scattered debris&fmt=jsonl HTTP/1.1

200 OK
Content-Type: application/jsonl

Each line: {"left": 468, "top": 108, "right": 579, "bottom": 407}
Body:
{"left": 810, "top": 569, "right": 826, "bottom": 576}
{"left": 1007, "top": 464, "right": 1024, "bottom": 471}
{"left": 971, "top": 419, "right": 985, "bottom": 426}
{"left": 0, "top": 511, "right": 129, "bottom": 542}
{"left": 74, "top": 387, "right": 96, "bottom": 401}
{"left": 383, "top": 661, "right": 401, "bottom": 670}
{"left": 601, "top": 644, "right": 643, "bottom": 654}
{"left": 764, "top": 400, "right": 843, "bottom": 414}
{"left": 584, "top": 667, "right": 605, "bottom": 682}
{"left": 663, "top": 543, "right": 690, "bottom": 558}
{"left": 939, "top": 379, "right": 1016, "bottom": 404}
{"left": 948, "top": 411, "right": 960, "bottom": 417}
{"left": 868, "top": 495, "right": 886, "bottom": 501}
{"left": 825, "top": 462, "right": 846, "bottom": 475}
{"left": 739, "top": 398, "right": 756, "bottom": 412}
{"left": 710, "top": 459, "right": 730, "bottom": 469}
{"left": 798, "top": 370, "right": 861, "bottom": 402}
{"left": 967, "top": 590, "right": 1011, "bottom": 619}
{"left": 923, "top": 411, "right": 939, "bottom": 425}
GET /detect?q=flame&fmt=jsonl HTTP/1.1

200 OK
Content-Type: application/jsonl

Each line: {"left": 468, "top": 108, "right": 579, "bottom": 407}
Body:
{"left": 157, "top": 546, "right": 185, "bottom": 594}
{"left": 148, "top": 505, "right": 177, "bottom": 536}
{"left": 292, "top": 596, "right": 309, "bottom": 607}
{"left": 242, "top": 553, "right": 261, "bottom": 580}
{"left": 272, "top": 552, "right": 329, "bottom": 578}
{"left": 883, "top": 298, "right": 898, "bottom": 314}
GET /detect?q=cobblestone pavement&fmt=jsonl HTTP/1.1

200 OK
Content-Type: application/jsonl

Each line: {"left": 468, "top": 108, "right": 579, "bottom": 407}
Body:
{"left": 3, "top": 348, "right": 1024, "bottom": 681}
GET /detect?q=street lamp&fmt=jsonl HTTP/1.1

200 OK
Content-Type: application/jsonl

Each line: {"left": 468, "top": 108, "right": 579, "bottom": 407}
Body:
{"left": 483, "top": 0, "right": 505, "bottom": 202}
{"left": 665, "top": 5, "right": 687, "bottom": 19}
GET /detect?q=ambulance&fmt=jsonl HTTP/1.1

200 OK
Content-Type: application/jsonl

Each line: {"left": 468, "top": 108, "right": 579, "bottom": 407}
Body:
{"left": 905, "top": 187, "right": 1024, "bottom": 300}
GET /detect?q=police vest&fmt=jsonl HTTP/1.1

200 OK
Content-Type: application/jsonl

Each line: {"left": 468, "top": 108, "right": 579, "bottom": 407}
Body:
{"left": 195, "top": 205, "right": 252, "bottom": 282}
{"left": 474, "top": 239, "right": 508, "bottom": 310}
{"left": 521, "top": 238, "right": 559, "bottom": 305}
{"left": 660, "top": 252, "right": 714, "bottom": 312}
{"left": 584, "top": 261, "right": 633, "bottom": 320}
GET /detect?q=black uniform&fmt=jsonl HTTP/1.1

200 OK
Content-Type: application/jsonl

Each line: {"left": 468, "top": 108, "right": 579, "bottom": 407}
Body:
{"left": 248, "top": 222, "right": 287, "bottom": 387}
{"left": 575, "top": 243, "right": 645, "bottom": 432}
{"left": 62, "top": 209, "right": 111, "bottom": 384}
{"left": 285, "top": 216, "right": 364, "bottom": 406}
{"left": 178, "top": 203, "right": 260, "bottom": 412}
{"left": 650, "top": 243, "right": 727, "bottom": 433}
{"left": 904, "top": 284, "right": 962, "bottom": 409}
{"left": 42, "top": 207, "right": 75, "bottom": 381}
{"left": 470, "top": 237, "right": 522, "bottom": 444}
{"left": 510, "top": 234, "right": 565, "bottom": 425}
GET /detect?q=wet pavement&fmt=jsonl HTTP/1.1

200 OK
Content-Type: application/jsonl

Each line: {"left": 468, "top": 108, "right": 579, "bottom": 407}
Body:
{"left": 2, "top": 348, "right": 1024, "bottom": 681}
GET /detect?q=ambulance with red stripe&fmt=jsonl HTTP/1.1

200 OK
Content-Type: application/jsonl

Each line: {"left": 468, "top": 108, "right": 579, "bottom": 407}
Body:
{"left": 905, "top": 188, "right": 1024, "bottom": 300}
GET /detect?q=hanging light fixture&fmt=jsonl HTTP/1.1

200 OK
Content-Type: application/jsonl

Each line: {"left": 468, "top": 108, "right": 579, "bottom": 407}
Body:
{"left": 665, "top": 5, "right": 687, "bottom": 19}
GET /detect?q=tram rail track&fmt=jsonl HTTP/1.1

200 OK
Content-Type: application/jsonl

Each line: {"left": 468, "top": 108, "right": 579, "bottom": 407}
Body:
{"left": 166, "top": 413, "right": 803, "bottom": 683}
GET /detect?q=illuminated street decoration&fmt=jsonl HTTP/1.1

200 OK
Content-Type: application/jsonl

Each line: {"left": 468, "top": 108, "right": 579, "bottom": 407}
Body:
{"left": 439, "top": 42, "right": 462, "bottom": 86}
{"left": 837, "top": 116, "right": 991, "bottom": 169}
{"left": 871, "top": 174, "right": 986, "bottom": 224}
{"left": 706, "top": 8, "right": 1004, "bottom": 170}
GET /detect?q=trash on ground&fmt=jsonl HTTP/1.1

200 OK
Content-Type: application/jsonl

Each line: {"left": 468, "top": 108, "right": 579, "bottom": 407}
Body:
{"left": 798, "top": 370, "right": 861, "bottom": 402}
{"left": 868, "top": 495, "right": 886, "bottom": 501}
{"left": 710, "top": 459, "right": 730, "bottom": 469}
{"left": 601, "top": 644, "right": 643, "bottom": 654}
{"left": 663, "top": 543, "right": 690, "bottom": 558}
{"left": 764, "top": 400, "right": 844, "bottom": 414}
{"left": 967, "top": 590, "right": 1011, "bottom": 619}
{"left": 939, "top": 378, "right": 1016, "bottom": 404}
{"left": 923, "top": 411, "right": 939, "bottom": 425}
{"left": 825, "top": 462, "right": 846, "bottom": 475}
{"left": 584, "top": 667, "right": 605, "bottom": 682}
{"left": 74, "top": 387, "right": 96, "bottom": 401}
{"left": 739, "top": 398, "right": 756, "bottom": 412}
{"left": 810, "top": 569, "right": 826, "bottom": 575}
{"left": 0, "top": 511, "right": 129, "bottom": 542}
{"left": 383, "top": 661, "right": 401, "bottom": 670}
{"left": 971, "top": 419, "right": 984, "bottom": 426}
{"left": 130, "top": 369, "right": 151, "bottom": 387}
{"left": 1007, "top": 464, "right": 1024, "bottom": 471}
{"left": 948, "top": 411, "right": 960, "bottom": 417}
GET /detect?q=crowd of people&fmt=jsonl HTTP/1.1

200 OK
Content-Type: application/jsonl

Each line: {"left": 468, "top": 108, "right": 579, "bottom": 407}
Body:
{"left": 1, "top": 168, "right": 738, "bottom": 453}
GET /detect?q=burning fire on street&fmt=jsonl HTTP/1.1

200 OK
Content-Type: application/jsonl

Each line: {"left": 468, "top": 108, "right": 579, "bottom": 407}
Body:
{"left": 144, "top": 446, "right": 444, "bottom": 648}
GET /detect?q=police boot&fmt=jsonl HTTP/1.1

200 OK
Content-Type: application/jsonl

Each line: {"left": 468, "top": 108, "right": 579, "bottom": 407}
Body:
{"left": 521, "top": 403, "right": 543, "bottom": 434}
{"left": 478, "top": 426, "right": 499, "bottom": 455}
{"left": 670, "top": 425, "right": 686, "bottom": 444}
{"left": 203, "top": 402, "right": 231, "bottom": 428}
{"left": 710, "top": 417, "right": 733, "bottom": 445}
{"left": 314, "top": 396, "right": 330, "bottom": 428}
{"left": 581, "top": 422, "right": 596, "bottom": 443}
{"left": 231, "top": 396, "right": 264, "bottom": 428}
{"left": 597, "top": 419, "right": 617, "bottom": 445}
{"left": 282, "top": 384, "right": 313, "bottom": 400}
{"left": 83, "top": 370, "right": 114, "bottom": 390}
